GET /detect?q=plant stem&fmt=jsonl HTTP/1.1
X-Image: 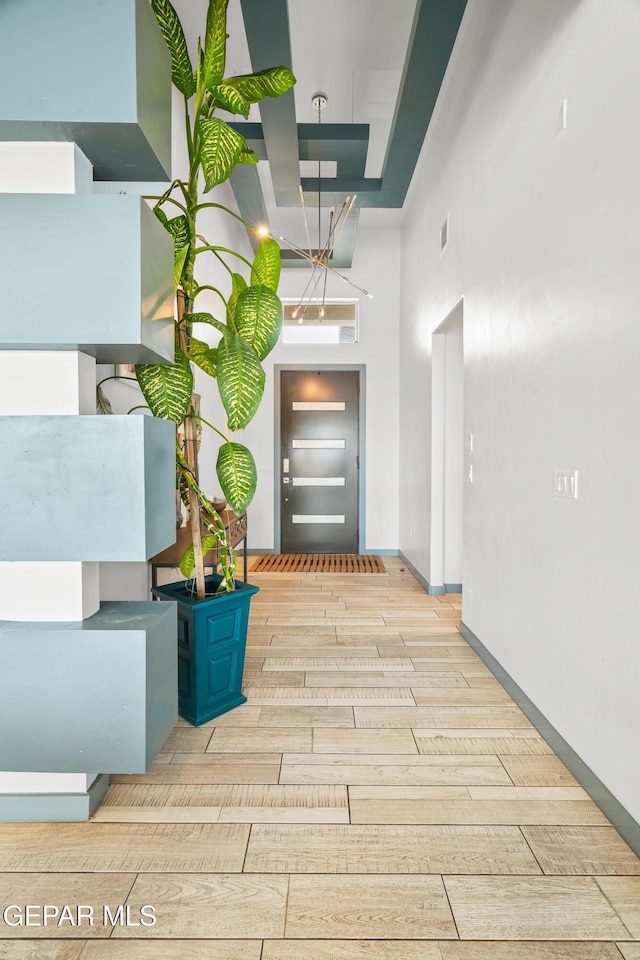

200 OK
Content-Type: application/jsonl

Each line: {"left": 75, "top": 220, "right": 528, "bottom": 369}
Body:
{"left": 194, "top": 414, "right": 229, "bottom": 443}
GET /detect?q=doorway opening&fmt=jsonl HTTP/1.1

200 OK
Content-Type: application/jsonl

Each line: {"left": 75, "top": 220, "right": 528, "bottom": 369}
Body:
{"left": 276, "top": 367, "right": 364, "bottom": 554}
{"left": 430, "top": 300, "right": 464, "bottom": 594}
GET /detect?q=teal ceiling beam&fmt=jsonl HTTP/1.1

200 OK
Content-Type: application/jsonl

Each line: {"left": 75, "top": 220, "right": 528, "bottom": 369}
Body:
{"left": 378, "top": 0, "right": 469, "bottom": 205}
{"left": 229, "top": 164, "right": 269, "bottom": 252}
{"left": 230, "top": 122, "right": 370, "bottom": 180}
{"left": 298, "top": 124, "right": 370, "bottom": 180}
{"left": 234, "top": 0, "right": 469, "bottom": 264}
{"left": 299, "top": 0, "right": 469, "bottom": 207}
{"left": 239, "top": 0, "right": 300, "bottom": 205}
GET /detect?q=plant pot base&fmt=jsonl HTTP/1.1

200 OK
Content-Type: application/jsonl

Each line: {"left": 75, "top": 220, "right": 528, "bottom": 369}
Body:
{"left": 152, "top": 574, "right": 258, "bottom": 727}
{"left": 179, "top": 692, "right": 247, "bottom": 727}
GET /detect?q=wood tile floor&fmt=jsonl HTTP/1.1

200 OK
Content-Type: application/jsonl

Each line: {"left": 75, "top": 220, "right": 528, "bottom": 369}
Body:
{"left": 1, "top": 557, "right": 639, "bottom": 958}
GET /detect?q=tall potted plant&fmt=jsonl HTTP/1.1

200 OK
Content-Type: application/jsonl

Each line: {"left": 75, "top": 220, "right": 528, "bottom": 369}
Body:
{"left": 138, "top": 0, "right": 294, "bottom": 724}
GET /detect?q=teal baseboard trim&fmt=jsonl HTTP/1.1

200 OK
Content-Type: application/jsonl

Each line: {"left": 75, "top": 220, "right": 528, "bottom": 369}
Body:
{"left": 0, "top": 774, "right": 109, "bottom": 822}
{"left": 459, "top": 620, "right": 640, "bottom": 857}
{"left": 88, "top": 773, "right": 110, "bottom": 816}
{"left": 445, "top": 583, "right": 463, "bottom": 593}
{"left": 247, "top": 548, "right": 274, "bottom": 555}
{"left": 397, "top": 552, "right": 442, "bottom": 594}
{"left": 363, "top": 549, "right": 399, "bottom": 557}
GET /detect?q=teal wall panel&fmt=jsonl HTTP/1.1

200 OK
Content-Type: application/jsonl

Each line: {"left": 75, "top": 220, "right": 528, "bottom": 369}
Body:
{"left": 0, "top": 195, "right": 174, "bottom": 363}
{"left": 0, "top": 416, "right": 177, "bottom": 561}
{"left": 0, "top": 0, "right": 171, "bottom": 180}
{"left": 0, "top": 603, "right": 178, "bottom": 773}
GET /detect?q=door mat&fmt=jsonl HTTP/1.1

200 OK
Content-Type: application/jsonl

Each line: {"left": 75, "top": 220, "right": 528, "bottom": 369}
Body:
{"left": 250, "top": 554, "right": 386, "bottom": 573}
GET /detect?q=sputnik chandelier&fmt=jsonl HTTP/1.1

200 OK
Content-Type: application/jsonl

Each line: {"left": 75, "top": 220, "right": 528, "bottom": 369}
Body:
{"left": 276, "top": 92, "right": 374, "bottom": 322}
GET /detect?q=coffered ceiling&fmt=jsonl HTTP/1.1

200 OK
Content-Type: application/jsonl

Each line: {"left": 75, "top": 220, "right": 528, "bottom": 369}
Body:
{"left": 177, "top": 0, "right": 469, "bottom": 267}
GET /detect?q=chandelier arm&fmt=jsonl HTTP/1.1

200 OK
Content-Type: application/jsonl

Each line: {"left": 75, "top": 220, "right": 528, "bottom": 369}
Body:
{"left": 319, "top": 260, "right": 373, "bottom": 299}
{"left": 318, "top": 209, "right": 335, "bottom": 265}
{"left": 325, "top": 201, "right": 346, "bottom": 253}
{"left": 279, "top": 234, "right": 372, "bottom": 298}
{"left": 293, "top": 259, "right": 326, "bottom": 316}
{"left": 299, "top": 184, "right": 314, "bottom": 261}
{"left": 320, "top": 254, "right": 329, "bottom": 313}
{"left": 278, "top": 235, "right": 324, "bottom": 266}
{"left": 330, "top": 195, "right": 357, "bottom": 252}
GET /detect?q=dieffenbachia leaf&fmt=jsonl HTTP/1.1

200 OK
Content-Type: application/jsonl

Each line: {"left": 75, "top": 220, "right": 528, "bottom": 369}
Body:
{"left": 237, "top": 146, "right": 259, "bottom": 164}
{"left": 250, "top": 237, "right": 281, "bottom": 291}
{"left": 166, "top": 215, "right": 189, "bottom": 250}
{"left": 179, "top": 535, "right": 220, "bottom": 579}
{"left": 201, "top": 0, "right": 229, "bottom": 91}
{"left": 226, "top": 273, "right": 247, "bottom": 327}
{"left": 174, "top": 244, "right": 188, "bottom": 292}
{"left": 154, "top": 210, "right": 190, "bottom": 290}
{"left": 188, "top": 338, "right": 218, "bottom": 377}
{"left": 96, "top": 384, "right": 113, "bottom": 415}
{"left": 151, "top": 0, "right": 196, "bottom": 97}
{"left": 216, "top": 334, "right": 265, "bottom": 429}
{"left": 226, "top": 66, "right": 296, "bottom": 103}
{"left": 234, "top": 285, "right": 282, "bottom": 360}
{"left": 198, "top": 118, "right": 245, "bottom": 191}
{"left": 183, "top": 311, "right": 227, "bottom": 337}
{"left": 216, "top": 441, "right": 257, "bottom": 513}
{"left": 209, "top": 83, "right": 250, "bottom": 118}
{"left": 136, "top": 351, "right": 193, "bottom": 423}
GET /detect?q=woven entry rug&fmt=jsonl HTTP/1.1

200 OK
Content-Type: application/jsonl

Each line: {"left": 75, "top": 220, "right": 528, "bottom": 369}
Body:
{"left": 250, "top": 554, "right": 386, "bottom": 574}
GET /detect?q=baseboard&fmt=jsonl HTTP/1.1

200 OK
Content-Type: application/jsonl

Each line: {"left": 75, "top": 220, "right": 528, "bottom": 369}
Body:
{"left": 398, "top": 553, "right": 445, "bottom": 595}
{"left": 88, "top": 773, "right": 110, "bottom": 815}
{"left": 445, "top": 583, "right": 462, "bottom": 593}
{"left": 459, "top": 620, "right": 640, "bottom": 857}
{"left": 0, "top": 774, "right": 109, "bottom": 822}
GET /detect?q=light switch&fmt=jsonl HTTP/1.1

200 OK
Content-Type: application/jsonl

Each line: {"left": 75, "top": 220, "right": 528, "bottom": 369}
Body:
{"left": 554, "top": 469, "right": 578, "bottom": 499}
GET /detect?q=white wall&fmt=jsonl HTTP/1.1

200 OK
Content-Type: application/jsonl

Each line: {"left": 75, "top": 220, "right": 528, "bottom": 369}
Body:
{"left": 400, "top": 0, "right": 640, "bottom": 820}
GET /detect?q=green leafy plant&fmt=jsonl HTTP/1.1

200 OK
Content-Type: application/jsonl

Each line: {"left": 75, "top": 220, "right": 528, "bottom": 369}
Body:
{"left": 140, "top": 0, "right": 295, "bottom": 597}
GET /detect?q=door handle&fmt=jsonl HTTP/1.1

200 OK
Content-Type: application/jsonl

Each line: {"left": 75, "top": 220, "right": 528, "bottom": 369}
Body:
{"left": 283, "top": 477, "right": 290, "bottom": 484}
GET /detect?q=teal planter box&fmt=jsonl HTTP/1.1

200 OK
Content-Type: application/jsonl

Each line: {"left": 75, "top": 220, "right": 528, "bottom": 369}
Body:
{"left": 0, "top": 0, "right": 171, "bottom": 181}
{"left": 0, "top": 416, "right": 176, "bottom": 561}
{"left": 153, "top": 575, "right": 259, "bottom": 726}
{"left": 0, "top": 601, "right": 178, "bottom": 773}
{"left": 0, "top": 195, "right": 173, "bottom": 364}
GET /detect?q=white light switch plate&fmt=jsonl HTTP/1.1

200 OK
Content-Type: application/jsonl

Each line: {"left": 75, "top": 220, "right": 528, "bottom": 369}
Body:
{"left": 554, "top": 469, "right": 578, "bottom": 499}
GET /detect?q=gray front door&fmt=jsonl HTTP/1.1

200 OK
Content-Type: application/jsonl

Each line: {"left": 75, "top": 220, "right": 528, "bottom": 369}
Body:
{"left": 280, "top": 370, "right": 359, "bottom": 553}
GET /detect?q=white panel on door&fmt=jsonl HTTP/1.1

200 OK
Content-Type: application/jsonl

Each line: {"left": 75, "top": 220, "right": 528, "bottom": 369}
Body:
{"left": 292, "top": 401, "right": 346, "bottom": 411}
{"left": 292, "top": 477, "right": 346, "bottom": 486}
{"left": 292, "top": 439, "right": 346, "bottom": 449}
{"left": 292, "top": 515, "right": 346, "bottom": 524}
